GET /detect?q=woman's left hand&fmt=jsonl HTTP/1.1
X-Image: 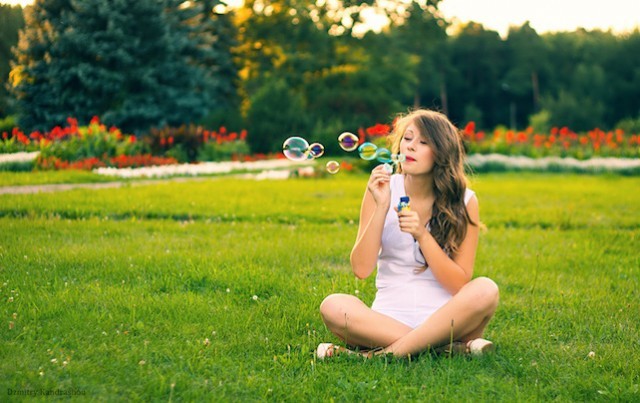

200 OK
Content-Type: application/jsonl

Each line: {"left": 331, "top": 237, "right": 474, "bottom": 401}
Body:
{"left": 397, "top": 209, "right": 426, "bottom": 240}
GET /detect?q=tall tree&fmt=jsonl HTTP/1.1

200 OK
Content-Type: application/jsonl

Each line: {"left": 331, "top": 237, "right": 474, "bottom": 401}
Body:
{"left": 541, "top": 29, "right": 619, "bottom": 130}
{"left": 388, "top": 0, "right": 448, "bottom": 111}
{"left": 10, "top": 0, "right": 229, "bottom": 134}
{"left": 603, "top": 29, "right": 640, "bottom": 126}
{"left": 503, "top": 22, "right": 548, "bottom": 127}
{"left": 0, "top": 4, "right": 25, "bottom": 117}
{"left": 447, "top": 22, "right": 505, "bottom": 128}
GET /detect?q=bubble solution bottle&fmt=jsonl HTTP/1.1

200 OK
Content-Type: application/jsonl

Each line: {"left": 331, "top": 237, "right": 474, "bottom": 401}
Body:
{"left": 397, "top": 196, "right": 410, "bottom": 212}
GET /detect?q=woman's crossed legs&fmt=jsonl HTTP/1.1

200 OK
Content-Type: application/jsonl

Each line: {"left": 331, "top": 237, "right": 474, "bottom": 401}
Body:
{"left": 319, "top": 277, "right": 499, "bottom": 358}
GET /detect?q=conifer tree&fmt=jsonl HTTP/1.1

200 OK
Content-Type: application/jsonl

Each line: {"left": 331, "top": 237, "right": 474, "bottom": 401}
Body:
{"left": 11, "top": 0, "right": 233, "bottom": 134}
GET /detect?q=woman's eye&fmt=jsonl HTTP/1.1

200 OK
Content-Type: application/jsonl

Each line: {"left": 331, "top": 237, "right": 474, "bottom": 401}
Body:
{"left": 420, "top": 141, "right": 428, "bottom": 145}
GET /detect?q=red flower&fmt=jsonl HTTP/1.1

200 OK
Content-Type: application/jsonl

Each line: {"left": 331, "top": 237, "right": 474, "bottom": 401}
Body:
{"left": 340, "top": 161, "right": 353, "bottom": 171}
{"left": 90, "top": 116, "right": 100, "bottom": 125}
{"left": 505, "top": 131, "right": 514, "bottom": 144}
{"left": 464, "top": 122, "right": 476, "bottom": 137}
{"left": 366, "top": 123, "right": 391, "bottom": 137}
{"left": 516, "top": 132, "right": 527, "bottom": 143}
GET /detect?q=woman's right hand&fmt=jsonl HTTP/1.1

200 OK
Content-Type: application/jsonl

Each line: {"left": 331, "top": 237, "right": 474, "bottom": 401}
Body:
{"left": 367, "top": 165, "right": 391, "bottom": 209}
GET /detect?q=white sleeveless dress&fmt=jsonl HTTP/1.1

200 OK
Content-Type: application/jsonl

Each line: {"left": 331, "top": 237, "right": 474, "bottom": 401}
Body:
{"left": 370, "top": 174, "right": 476, "bottom": 328}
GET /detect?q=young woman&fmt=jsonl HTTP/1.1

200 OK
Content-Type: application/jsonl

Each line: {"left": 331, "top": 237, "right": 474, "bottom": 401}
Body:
{"left": 318, "top": 109, "right": 499, "bottom": 359}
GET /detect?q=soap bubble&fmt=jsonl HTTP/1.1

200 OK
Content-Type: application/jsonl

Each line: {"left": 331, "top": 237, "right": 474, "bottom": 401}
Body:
{"left": 391, "top": 153, "right": 406, "bottom": 163}
{"left": 338, "top": 132, "right": 359, "bottom": 152}
{"left": 358, "top": 142, "right": 378, "bottom": 160}
{"left": 375, "top": 148, "right": 392, "bottom": 163}
{"left": 308, "top": 142, "right": 325, "bottom": 158}
{"left": 326, "top": 160, "right": 340, "bottom": 174}
{"left": 282, "top": 137, "right": 310, "bottom": 161}
{"left": 382, "top": 163, "right": 393, "bottom": 174}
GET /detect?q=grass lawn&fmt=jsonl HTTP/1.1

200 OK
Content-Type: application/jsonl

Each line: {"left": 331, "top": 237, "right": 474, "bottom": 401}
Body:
{"left": 1, "top": 173, "right": 638, "bottom": 401}
{"left": 0, "top": 170, "right": 120, "bottom": 187}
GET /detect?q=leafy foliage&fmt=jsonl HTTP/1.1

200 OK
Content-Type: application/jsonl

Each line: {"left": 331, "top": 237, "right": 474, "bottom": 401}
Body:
{"left": 1, "top": 1, "right": 640, "bottom": 146}
{"left": 10, "top": 0, "right": 234, "bottom": 134}
{"left": 0, "top": 4, "right": 24, "bottom": 116}
{"left": 246, "top": 78, "right": 309, "bottom": 153}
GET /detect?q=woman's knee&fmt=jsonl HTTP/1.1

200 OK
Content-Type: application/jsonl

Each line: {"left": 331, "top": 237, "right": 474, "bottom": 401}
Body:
{"left": 319, "top": 293, "right": 350, "bottom": 324}
{"left": 468, "top": 277, "right": 499, "bottom": 312}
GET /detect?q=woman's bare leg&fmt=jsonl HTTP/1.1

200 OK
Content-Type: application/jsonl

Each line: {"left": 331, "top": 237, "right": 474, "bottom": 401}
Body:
{"left": 382, "top": 277, "right": 499, "bottom": 357}
{"left": 319, "top": 293, "right": 412, "bottom": 348}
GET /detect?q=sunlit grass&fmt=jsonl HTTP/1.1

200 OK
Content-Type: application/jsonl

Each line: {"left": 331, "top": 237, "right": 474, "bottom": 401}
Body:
{"left": 0, "top": 170, "right": 118, "bottom": 186}
{"left": 1, "top": 173, "right": 638, "bottom": 400}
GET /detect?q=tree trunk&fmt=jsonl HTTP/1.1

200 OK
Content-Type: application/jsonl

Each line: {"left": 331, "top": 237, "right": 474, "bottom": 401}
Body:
{"left": 440, "top": 78, "right": 448, "bottom": 116}
{"left": 531, "top": 70, "right": 540, "bottom": 111}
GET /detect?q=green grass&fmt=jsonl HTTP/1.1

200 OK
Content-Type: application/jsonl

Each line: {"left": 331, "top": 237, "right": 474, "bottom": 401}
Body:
{"left": 0, "top": 170, "right": 120, "bottom": 186}
{"left": 1, "top": 173, "right": 638, "bottom": 401}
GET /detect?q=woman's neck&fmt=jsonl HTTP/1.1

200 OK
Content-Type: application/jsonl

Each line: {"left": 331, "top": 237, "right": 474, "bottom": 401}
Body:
{"left": 404, "top": 173, "right": 435, "bottom": 201}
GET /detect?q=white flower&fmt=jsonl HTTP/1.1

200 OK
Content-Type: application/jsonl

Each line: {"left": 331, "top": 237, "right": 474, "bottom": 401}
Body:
{"left": 588, "top": 351, "right": 596, "bottom": 358}
{"left": 252, "top": 295, "right": 258, "bottom": 301}
{"left": 0, "top": 151, "right": 40, "bottom": 164}
{"left": 93, "top": 159, "right": 314, "bottom": 179}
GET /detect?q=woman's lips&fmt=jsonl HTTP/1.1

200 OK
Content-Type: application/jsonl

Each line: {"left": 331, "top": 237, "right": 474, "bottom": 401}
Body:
{"left": 405, "top": 156, "right": 416, "bottom": 162}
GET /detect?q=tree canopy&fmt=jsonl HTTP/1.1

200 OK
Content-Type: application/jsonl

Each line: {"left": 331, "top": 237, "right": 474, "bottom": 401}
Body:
{"left": 2, "top": 0, "right": 639, "bottom": 139}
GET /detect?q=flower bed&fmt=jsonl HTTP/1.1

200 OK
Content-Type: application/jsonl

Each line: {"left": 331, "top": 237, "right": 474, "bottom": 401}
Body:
{"left": 0, "top": 117, "right": 256, "bottom": 171}
{"left": 2, "top": 119, "right": 639, "bottom": 175}
{"left": 462, "top": 122, "right": 639, "bottom": 159}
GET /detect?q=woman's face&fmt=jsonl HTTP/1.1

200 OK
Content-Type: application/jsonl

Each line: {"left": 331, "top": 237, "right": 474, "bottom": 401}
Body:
{"left": 399, "top": 122, "right": 435, "bottom": 175}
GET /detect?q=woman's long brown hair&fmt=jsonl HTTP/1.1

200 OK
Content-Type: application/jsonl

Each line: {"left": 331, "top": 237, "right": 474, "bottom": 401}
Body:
{"left": 389, "top": 109, "right": 476, "bottom": 255}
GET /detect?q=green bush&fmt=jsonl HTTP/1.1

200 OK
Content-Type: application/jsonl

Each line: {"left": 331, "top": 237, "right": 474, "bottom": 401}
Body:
{"left": 0, "top": 115, "right": 17, "bottom": 133}
{"left": 146, "top": 124, "right": 204, "bottom": 163}
{"left": 39, "top": 121, "right": 147, "bottom": 162}
{"left": 197, "top": 140, "right": 250, "bottom": 162}
{"left": 615, "top": 115, "right": 640, "bottom": 134}
{"left": 246, "top": 79, "right": 309, "bottom": 154}
{"left": 0, "top": 160, "right": 35, "bottom": 172}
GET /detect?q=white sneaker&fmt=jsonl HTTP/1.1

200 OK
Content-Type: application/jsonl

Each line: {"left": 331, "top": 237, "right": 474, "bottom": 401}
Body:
{"left": 467, "top": 338, "right": 495, "bottom": 356}
{"left": 316, "top": 343, "right": 336, "bottom": 359}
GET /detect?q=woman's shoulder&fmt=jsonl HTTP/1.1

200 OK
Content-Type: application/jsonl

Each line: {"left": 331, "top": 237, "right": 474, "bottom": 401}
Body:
{"left": 464, "top": 188, "right": 476, "bottom": 205}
